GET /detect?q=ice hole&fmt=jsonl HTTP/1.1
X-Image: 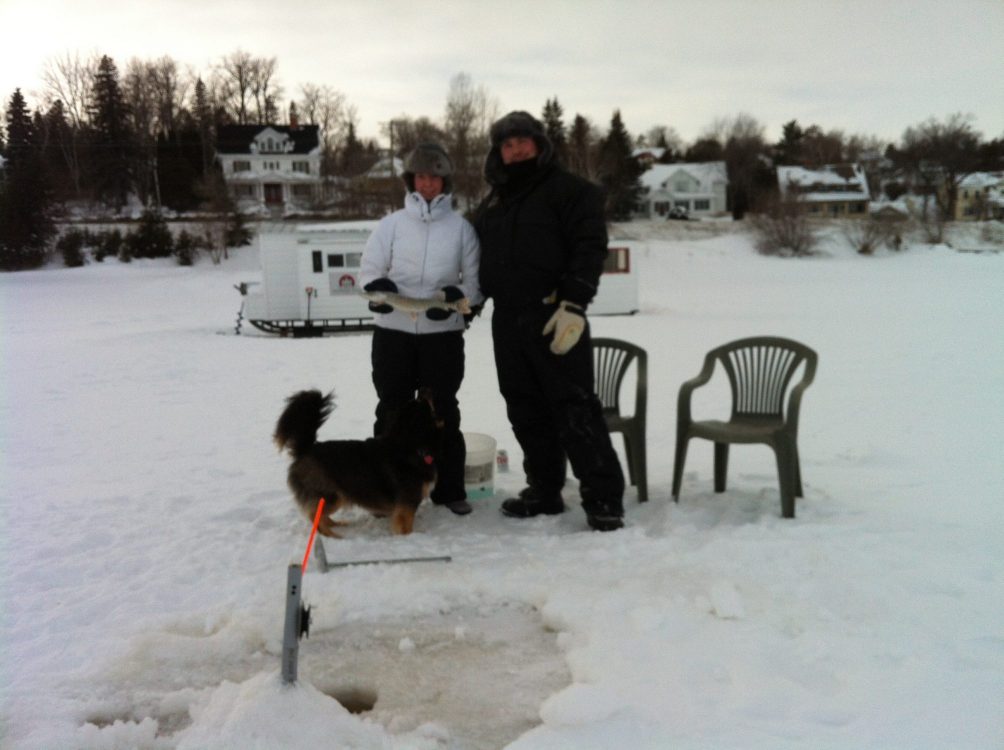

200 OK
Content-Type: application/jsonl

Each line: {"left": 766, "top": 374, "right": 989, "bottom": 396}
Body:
{"left": 320, "top": 684, "right": 378, "bottom": 714}
{"left": 300, "top": 601, "right": 570, "bottom": 749}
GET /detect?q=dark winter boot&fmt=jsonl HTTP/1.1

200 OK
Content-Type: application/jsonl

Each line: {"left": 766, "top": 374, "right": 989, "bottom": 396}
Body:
{"left": 583, "top": 498, "right": 624, "bottom": 532}
{"left": 433, "top": 498, "right": 473, "bottom": 516}
{"left": 586, "top": 512, "right": 624, "bottom": 532}
{"left": 500, "top": 487, "right": 565, "bottom": 518}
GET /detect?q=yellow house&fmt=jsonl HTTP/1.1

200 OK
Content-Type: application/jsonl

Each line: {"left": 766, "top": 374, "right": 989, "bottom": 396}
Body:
{"left": 777, "top": 164, "right": 871, "bottom": 217}
{"left": 954, "top": 172, "right": 1004, "bottom": 220}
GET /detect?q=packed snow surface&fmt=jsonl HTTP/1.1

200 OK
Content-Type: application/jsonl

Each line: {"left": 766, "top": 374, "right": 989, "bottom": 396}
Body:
{"left": 2, "top": 221, "right": 1002, "bottom": 749}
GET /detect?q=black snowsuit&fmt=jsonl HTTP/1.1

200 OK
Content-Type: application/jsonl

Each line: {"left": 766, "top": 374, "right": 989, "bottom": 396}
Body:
{"left": 475, "top": 153, "right": 625, "bottom": 516}
{"left": 371, "top": 327, "right": 466, "bottom": 505}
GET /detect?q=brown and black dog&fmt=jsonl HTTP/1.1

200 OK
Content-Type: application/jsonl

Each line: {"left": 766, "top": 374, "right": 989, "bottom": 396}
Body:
{"left": 274, "top": 389, "right": 441, "bottom": 536}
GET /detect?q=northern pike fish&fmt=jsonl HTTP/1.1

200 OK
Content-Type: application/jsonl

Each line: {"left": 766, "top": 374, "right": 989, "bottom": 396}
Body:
{"left": 360, "top": 289, "right": 472, "bottom": 318}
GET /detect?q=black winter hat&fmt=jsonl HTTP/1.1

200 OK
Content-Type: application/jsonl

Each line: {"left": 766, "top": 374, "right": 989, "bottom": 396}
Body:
{"left": 489, "top": 111, "right": 546, "bottom": 147}
{"left": 483, "top": 111, "right": 554, "bottom": 186}
{"left": 403, "top": 142, "right": 453, "bottom": 194}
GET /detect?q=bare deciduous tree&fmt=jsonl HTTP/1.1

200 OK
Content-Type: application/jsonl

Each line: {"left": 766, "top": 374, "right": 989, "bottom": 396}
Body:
{"left": 299, "top": 83, "right": 349, "bottom": 176}
{"left": 250, "top": 56, "right": 281, "bottom": 124}
{"left": 443, "top": 72, "right": 498, "bottom": 211}
{"left": 382, "top": 115, "right": 446, "bottom": 159}
{"left": 123, "top": 59, "right": 158, "bottom": 205}
{"left": 897, "top": 113, "right": 982, "bottom": 238}
{"left": 216, "top": 49, "right": 254, "bottom": 124}
{"left": 641, "top": 125, "right": 684, "bottom": 157}
{"left": 41, "top": 51, "right": 98, "bottom": 197}
{"left": 704, "top": 113, "right": 769, "bottom": 218}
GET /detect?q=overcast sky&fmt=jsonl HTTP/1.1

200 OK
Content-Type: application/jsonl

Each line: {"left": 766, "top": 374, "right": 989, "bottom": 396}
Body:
{"left": 2, "top": 0, "right": 1001, "bottom": 147}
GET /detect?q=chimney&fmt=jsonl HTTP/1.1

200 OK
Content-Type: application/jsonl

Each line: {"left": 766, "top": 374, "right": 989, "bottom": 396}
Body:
{"left": 289, "top": 101, "right": 299, "bottom": 129}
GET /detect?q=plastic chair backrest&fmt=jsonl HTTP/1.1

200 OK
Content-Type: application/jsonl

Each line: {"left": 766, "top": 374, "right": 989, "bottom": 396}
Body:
{"left": 592, "top": 338, "right": 647, "bottom": 418}
{"left": 710, "top": 337, "right": 816, "bottom": 419}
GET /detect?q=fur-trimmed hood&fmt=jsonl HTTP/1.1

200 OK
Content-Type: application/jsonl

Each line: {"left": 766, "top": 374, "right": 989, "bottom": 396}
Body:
{"left": 483, "top": 111, "right": 555, "bottom": 187}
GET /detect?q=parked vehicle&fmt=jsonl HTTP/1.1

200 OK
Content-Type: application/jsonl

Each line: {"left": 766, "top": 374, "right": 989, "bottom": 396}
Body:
{"left": 667, "top": 206, "right": 690, "bottom": 220}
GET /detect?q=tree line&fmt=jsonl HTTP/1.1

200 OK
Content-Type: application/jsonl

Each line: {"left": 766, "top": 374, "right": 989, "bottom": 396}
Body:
{"left": 2, "top": 48, "right": 1002, "bottom": 270}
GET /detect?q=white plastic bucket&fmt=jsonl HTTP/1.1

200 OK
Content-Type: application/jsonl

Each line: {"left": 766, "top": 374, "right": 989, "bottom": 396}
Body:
{"left": 463, "top": 432, "right": 497, "bottom": 500}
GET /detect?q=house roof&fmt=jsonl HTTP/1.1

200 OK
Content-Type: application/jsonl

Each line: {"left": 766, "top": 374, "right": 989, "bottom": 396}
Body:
{"left": 959, "top": 171, "right": 1004, "bottom": 190}
{"left": 363, "top": 155, "right": 404, "bottom": 179}
{"left": 640, "top": 161, "right": 727, "bottom": 193}
{"left": 777, "top": 163, "right": 871, "bottom": 202}
{"left": 633, "top": 147, "right": 666, "bottom": 160}
{"left": 216, "top": 124, "right": 320, "bottom": 155}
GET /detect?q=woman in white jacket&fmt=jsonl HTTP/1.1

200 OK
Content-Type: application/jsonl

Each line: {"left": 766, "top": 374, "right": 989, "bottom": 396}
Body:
{"left": 359, "top": 142, "right": 483, "bottom": 515}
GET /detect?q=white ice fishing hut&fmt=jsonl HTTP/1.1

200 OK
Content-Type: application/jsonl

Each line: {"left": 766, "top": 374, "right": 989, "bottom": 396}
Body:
{"left": 589, "top": 242, "right": 640, "bottom": 316}
{"left": 243, "top": 221, "right": 378, "bottom": 335}
{"left": 242, "top": 223, "right": 640, "bottom": 335}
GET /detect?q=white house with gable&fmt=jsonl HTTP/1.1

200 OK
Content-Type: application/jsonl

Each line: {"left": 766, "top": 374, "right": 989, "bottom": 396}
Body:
{"left": 635, "top": 161, "right": 728, "bottom": 219}
{"left": 216, "top": 123, "right": 322, "bottom": 212}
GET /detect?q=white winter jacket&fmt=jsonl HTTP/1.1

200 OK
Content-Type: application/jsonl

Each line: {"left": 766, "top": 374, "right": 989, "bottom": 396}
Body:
{"left": 360, "top": 192, "right": 483, "bottom": 334}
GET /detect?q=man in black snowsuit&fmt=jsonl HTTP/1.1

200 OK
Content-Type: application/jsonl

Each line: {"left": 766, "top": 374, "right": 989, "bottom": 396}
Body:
{"left": 475, "top": 111, "right": 625, "bottom": 531}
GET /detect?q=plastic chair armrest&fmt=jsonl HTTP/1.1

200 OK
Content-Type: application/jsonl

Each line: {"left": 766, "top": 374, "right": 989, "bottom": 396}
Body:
{"left": 677, "top": 354, "right": 716, "bottom": 425}
{"left": 785, "top": 360, "right": 816, "bottom": 428}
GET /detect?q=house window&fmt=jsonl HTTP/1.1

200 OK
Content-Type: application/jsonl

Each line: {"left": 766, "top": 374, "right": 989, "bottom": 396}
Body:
{"left": 694, "top": 199, "right": 710, "bottom": 211}
{"left": 674, "top": 200, "right": 690, "bottom": 210}
{"left": 233, "top": 161, "right": 251, "bottom": 172}
{"left": 292, "top": 185, "right": 313, "bottom": 198}
{"left": 312, "top": 251, "right": 323, "bottom": 273}
{"left": 232, "top": 184, "right": 255, "bottom": 198}
{"left": 292, "top": 161, "right": 311, "bottom": 174}
{"left": 674, "top": 180, "right": 690, "bottom": 192}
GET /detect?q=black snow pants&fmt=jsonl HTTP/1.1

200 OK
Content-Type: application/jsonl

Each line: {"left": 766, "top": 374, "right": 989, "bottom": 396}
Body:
{"left": 491, "top": 304, "right": 625, "bottom": 515}
{"left": 371, "top": 327, "right": 467, "bottom": 504}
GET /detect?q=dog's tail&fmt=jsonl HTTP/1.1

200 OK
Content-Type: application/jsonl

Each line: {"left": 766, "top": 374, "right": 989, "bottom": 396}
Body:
{"left": 274, "top": 390, "right": 333, "bottom": 458}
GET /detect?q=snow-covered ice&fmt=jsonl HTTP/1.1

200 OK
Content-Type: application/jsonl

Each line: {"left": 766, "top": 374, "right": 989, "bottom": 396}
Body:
{"left": 2, "top": 221, "right": 1002, "bottom": 749}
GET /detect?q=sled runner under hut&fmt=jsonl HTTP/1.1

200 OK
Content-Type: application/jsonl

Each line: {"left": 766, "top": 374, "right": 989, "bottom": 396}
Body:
{"left": 237, "top": 222, "right": 640, "bottom": 336}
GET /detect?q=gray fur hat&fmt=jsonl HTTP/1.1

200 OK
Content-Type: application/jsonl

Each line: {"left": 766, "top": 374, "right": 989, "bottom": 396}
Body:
{"left": 403, "top": 142, "right": 453, "bottom": 194}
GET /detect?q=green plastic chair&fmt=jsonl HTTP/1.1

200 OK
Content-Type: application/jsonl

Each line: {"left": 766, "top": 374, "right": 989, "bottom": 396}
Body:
{"left": 671, "top": 336, "right": 817, "bottom": 518}
{"left": 592, "top": 338, "right": 648, "bottom": 503}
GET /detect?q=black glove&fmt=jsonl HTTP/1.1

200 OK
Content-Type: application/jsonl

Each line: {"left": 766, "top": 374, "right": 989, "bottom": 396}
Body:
{"left": 426, "top": 285, "right": 464, "bottom": 321}
{"left": 364, "top": 277, "right": 397, "bottom": 314}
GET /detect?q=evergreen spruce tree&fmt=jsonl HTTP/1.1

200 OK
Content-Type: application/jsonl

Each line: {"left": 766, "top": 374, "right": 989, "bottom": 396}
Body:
{"left": 88, "top": 55, "right": 133, "bottom": 209}
{"left": 156, "top": 125, "right": 202, "bottom": 212}
{"left": 338, "top": 121, "right": 366, "bottom": 176}
{"left": 0, "top": 89, "right": 55, "bottom": 270}
{"left": 193, "top": 78, "right": 215, "bottom": 174}
{"left": 597, "top": 110, "right": 643, "bottom": 221}
{"left": 541, "top": 97, "right": 568, "bottom": 166}
{"left": 684, "top": 137, "right": 724, "bottom": 162}
{"left": 41, "top": 99, "right": 75, "bottom": 201}
{"left": 567, "top": 114, "right": 594, "bottom": 180}
{"left": 774, "top": 120, "right": 804, "bottom": 166}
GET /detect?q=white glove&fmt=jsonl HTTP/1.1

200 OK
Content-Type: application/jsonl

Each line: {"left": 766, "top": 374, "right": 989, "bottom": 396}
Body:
{"left": 542, "top": 301, "right": 585, "bottom": 355}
